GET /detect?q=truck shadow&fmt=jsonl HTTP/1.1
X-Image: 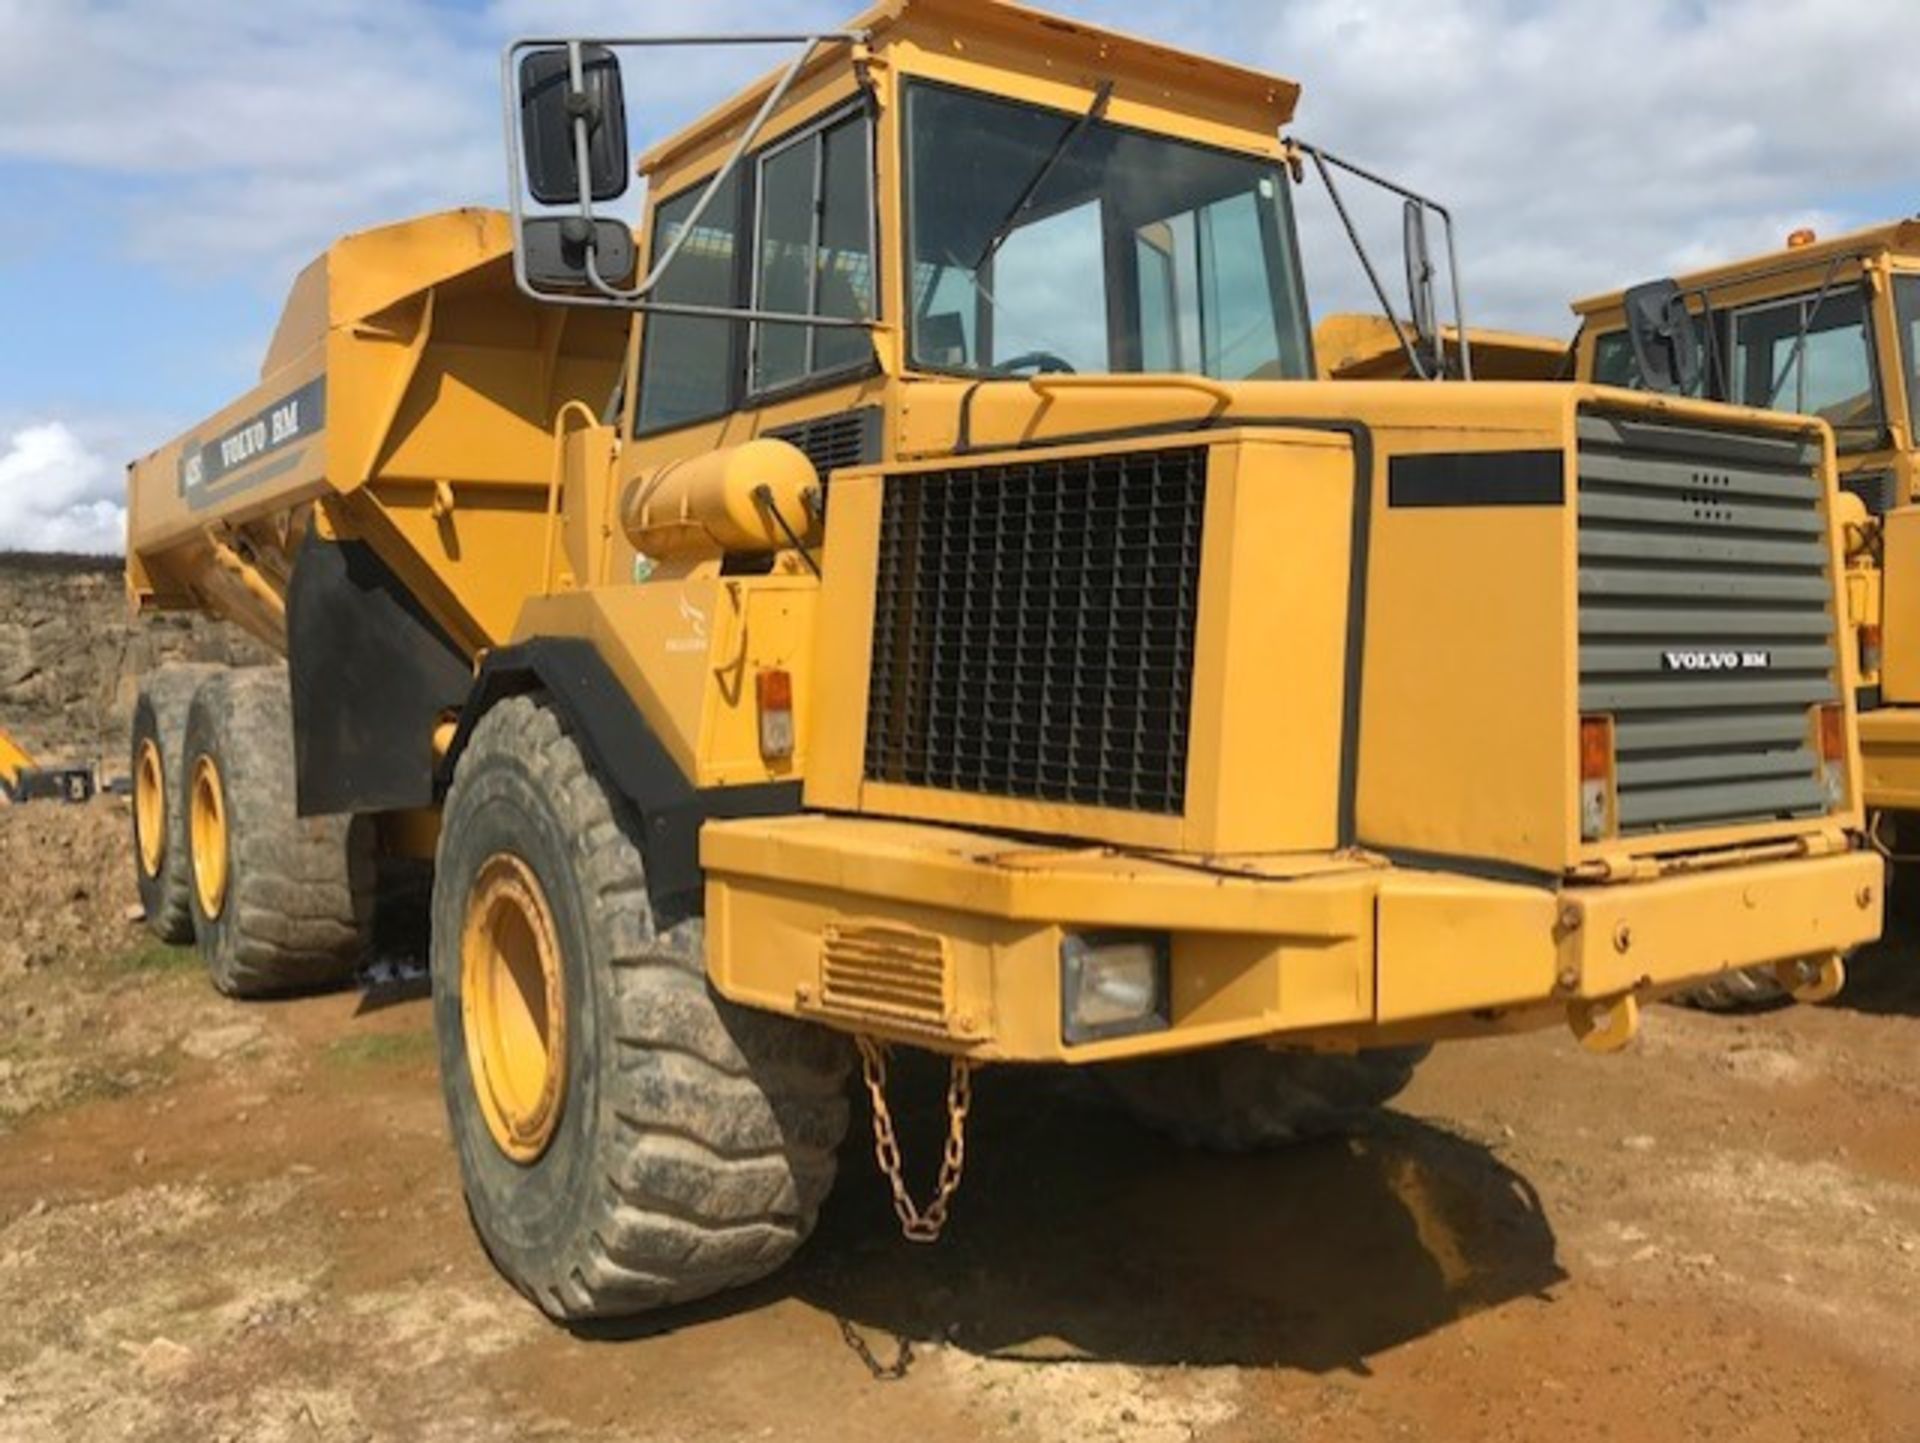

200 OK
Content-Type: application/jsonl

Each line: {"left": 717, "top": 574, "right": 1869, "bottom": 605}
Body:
{"left": 584, "top": 1060, "right": 1565, "bottom": 1373}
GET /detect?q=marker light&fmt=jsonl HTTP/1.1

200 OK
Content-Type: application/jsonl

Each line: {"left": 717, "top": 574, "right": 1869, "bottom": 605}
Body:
{"left": 1787, "top": 228, "right": 1817, "bottom": 249}
{"left": 1580, "top": 715, "right": 1616, "bottom": 841}
{"left": 1061, "top": 933, "right": 1170, "bottom": 1044}
{"left": 1816, "top": 703, "right": 1848, "bottom": 808}
{"left": 756, "top": 668, "right": 795, "bottom": 760}
{"left": 1860, "top": 623, "right": 1883, "bottom": 680}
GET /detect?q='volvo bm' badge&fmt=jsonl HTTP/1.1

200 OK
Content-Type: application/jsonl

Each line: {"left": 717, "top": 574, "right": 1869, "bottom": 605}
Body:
{"left": 1661, "top": 649, "right": 1773, "bottom": 672}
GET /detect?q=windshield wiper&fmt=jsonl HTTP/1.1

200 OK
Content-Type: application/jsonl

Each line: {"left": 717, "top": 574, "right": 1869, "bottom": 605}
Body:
{"left": 1767, "top": 256, "right": 1847, "bottom": 409}
{"left": 968, "top": 81, "right": 1113, "bottom": 274}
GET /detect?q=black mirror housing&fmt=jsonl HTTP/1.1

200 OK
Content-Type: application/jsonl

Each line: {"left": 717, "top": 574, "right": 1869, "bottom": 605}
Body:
{"left": 1623, "top": 279, "right": 1703, "bottom": 397}
{"left": 519, "top": 46, "right": 630, "bottom": 206}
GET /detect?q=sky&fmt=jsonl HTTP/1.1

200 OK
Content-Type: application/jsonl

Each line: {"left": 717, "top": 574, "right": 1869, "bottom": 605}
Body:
{"left": 1, "top": 0, "right": 1916, "bottom": 552}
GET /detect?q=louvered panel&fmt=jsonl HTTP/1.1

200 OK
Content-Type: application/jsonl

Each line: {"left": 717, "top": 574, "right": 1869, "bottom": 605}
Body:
{"left": 1577, "top": 411, "right": 1840, "bottom": 834}
{"left": 765, "top": 408, "right": 882, "bottom": 478}
{"left": 820, "top": 923, "right": 951, "bottom": 1030}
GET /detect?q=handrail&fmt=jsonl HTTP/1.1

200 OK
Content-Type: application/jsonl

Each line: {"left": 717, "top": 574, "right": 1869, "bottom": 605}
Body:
{"left": 1026, "top": 373, "right": 1236, "bottom": 409}
{"left": 543, "top": 400, "right": 602, "bottom": 595}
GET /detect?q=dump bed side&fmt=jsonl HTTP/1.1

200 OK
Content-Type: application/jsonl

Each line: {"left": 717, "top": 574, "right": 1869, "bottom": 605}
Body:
{"left": 126, "top": 208, "right": 629, "bottom": 655}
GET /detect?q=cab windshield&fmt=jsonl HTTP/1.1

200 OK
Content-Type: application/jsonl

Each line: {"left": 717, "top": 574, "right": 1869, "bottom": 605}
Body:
{"left": 903, "top": 81, "right": 1313, "bottom": 381}
{"left": 1896, "top": 275, "right": 1920, "bottom": 439}
{"left": 1728, "top": 285, "right": 1888, "bottom": 452}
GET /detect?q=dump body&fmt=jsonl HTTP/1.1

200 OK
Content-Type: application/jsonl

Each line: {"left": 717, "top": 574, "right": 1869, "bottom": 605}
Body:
{"left": 127, "top": 209, "right": 629, "bottom": 656}
{"left": 127, "top": 0, "right": 1881, "bottom": 1071}
{"left": 1313, "top": 313, "right": 1571, "bottom": 381}
{"left": 1570, "top": 219, "right": 1920, "bottom": 814}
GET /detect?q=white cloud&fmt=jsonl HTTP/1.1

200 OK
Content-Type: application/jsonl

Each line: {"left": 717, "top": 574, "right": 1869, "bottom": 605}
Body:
{"left": 0, "top": 422, "right": 124, "bottom": 554}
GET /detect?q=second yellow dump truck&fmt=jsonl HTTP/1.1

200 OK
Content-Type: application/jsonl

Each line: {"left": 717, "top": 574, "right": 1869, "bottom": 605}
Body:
{"left": 1571, "top": 218, "right": 1919, "bottom": 1003}
{"left": 127, "top": 0, "right": 1881, "bottom": 1320}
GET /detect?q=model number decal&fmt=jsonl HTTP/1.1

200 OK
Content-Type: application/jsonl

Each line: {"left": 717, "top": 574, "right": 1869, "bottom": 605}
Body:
{"left": 178, "top": 377, "right": 326, "bottom": 499}
{"left": 1662, "top": 649, "right": 1772, "bottom": 672}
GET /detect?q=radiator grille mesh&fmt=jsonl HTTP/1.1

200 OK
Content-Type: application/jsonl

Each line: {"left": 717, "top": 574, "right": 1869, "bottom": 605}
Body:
{"left": 865, "top": 447, "right": 1207, "bottom": 814}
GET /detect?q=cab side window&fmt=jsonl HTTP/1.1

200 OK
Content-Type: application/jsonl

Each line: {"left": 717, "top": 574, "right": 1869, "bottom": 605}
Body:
{"left": 636, "top": 172, "right": 744, "bottom": 432}
{"left": 635, "top": 106, "right": 874, "bottom": 433}
{"left": 752, "top": 111, "right": 876, "bottom": 393}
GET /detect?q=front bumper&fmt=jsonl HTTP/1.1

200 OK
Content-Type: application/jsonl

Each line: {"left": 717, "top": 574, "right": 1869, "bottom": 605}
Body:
{"left": 702, "top": 816, "right": 1883, "bottom": 1063}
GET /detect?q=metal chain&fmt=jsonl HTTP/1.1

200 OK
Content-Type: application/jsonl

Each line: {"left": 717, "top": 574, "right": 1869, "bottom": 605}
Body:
{"left": 836, "top": 1316, "right": 914, "bottom": 1381}
{"left": 855, "top": 1035, "right": 972, "bottom": 1243}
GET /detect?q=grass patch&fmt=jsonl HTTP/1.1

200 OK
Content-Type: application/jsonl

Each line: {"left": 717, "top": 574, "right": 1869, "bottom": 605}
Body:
{"left": 323, "top": 1031, "right": 436, "bottom": 1069}
{"left": 110, "top": 941, "right": 202, "bottom": 976}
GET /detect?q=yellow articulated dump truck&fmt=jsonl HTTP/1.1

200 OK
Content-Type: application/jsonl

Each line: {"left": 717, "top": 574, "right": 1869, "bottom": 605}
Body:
{"left": 0, "top": 728, "right": 94, "bottom": 805}
{"left": 126, "top": 0, "right": 1882, "bottom": 1320}
{"left": 1570, "top": 219, "right": 1919, "bottom": 1006}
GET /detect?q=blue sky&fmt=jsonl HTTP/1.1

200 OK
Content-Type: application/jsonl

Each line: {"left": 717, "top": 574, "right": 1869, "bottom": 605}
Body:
{"left": 2, "top": 0, "right": 1918, "bottom": 550}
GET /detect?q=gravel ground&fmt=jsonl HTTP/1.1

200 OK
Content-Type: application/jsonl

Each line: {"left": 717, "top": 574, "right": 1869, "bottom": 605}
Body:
{"left": 3, "top": 798, "right": 1918, "bottom": 1441}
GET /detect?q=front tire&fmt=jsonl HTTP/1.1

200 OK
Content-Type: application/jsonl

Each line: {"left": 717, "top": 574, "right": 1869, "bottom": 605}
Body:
{"left": 183, "top": 666, "right": 372, "bottom": 995}
{"left": 431, "top": 695, "right": 850, "bottom": 1320}
{"left": 1103, "top": 1043, "right": 1429, "bottom": 1151}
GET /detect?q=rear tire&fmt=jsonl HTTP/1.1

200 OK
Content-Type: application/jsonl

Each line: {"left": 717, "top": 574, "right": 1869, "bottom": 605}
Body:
{"left": 183, "top": 666, "right": 373, "bottom": 996}
{"left": 432, "top": 695, "right": 851, "bottom": 1320}
{"left": 1670, "top": 966, "right": 1790, "bottom": 1013}
{"left": 1103, "top": 1043, "right": 1429, "bottom": 1151}
{"left": 130, "top": 664, "right": 221, "bottom": 943}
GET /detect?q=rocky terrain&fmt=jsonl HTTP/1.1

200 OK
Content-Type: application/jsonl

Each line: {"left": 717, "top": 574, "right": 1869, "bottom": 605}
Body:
{"left": 0, "top": 552, "right": 268, "bottom": 772}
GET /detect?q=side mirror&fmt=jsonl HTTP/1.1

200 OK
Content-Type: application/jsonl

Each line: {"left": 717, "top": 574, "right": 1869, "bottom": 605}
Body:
{"left": 1622, "top": 279, "right": 1702, "bottom": 396}
{"left": 522, "top": 218, "right": 636, "bottom": 291}
{"left": 1402, "top": 200, "right": 1442, "bottom": 377}
{"left": 518, "top": 45, "right": 629, "bottom": 206}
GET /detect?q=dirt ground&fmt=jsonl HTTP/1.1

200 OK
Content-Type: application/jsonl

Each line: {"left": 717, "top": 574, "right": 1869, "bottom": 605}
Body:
{"left": 4, "top": 800, "right": 1920, "bottom": 1442}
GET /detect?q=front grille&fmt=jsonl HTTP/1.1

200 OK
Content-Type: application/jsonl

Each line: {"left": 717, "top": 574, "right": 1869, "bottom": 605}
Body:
{"left": 865, "top": 447, "right": 1206, "bottom": 814}
{"left": 1577, "top": 412, "right": 1839, "bottom": 833}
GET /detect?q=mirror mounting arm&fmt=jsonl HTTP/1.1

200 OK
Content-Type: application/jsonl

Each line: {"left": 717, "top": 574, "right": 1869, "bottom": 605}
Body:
{"left": 1290, "top": 138, "right": 1474, "bottom": 381}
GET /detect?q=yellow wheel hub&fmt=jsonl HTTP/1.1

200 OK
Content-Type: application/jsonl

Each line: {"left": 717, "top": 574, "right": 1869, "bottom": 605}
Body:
{"left": 189, "top": 754, "right": 229, "bottom": 920}
{"left": 134, "top": 737, "right": 166, "bottom": 880}
{"left": 461, "top": 854, "right": 569, "bottom": 1164}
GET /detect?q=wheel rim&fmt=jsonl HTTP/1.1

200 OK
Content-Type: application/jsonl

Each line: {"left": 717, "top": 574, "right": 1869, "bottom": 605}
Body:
{"left": 189, "top": 754, "right": 229, "bottom": 919}
{"left": 461, "top": 853, "right": 568, "bottom": 1164}
{"left": 134, "top": 737, "right": 166, "bottom": 879}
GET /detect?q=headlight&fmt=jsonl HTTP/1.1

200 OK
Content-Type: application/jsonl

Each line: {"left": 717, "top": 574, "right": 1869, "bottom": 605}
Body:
{"left": 1061, "top": 932, "right": 1170, "bottom": 1044}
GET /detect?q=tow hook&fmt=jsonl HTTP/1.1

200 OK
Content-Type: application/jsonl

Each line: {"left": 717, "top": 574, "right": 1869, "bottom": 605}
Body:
{"left": 1776, "top": 952, "right": 1846, "bottom": 1005}
{"left": 1568, "top": 992, "right": 1640, "bottom": 1054}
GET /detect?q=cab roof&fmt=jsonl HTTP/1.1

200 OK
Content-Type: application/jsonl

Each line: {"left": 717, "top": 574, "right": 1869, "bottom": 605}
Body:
{"left": 637, "top": 0, "right": 1301, "bottom": 178}
{"left": 1571, "top": 215, "right": 1920, "bottom": 318}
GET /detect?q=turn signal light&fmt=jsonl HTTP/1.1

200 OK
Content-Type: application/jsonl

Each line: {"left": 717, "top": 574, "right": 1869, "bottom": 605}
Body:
{"left": 1816, "top": 703, "right": 1848, "bottom": 809}
{"left": 1817, "top": 703, "right": 1847, "bottom": 763}
{"left": 756, "top": 668, "right": 795, "bottom": 760}
{"left": 1579, "top": 715, "right": 1615, "bottom": 841}
{"left": 1860, "top": 623, "right": 1883, "bottom": 679}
